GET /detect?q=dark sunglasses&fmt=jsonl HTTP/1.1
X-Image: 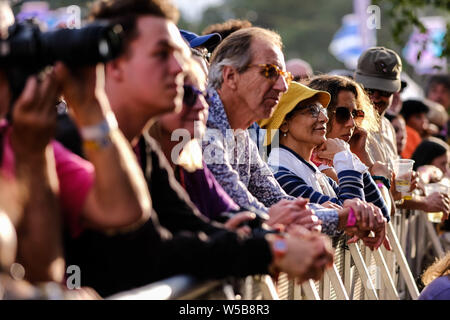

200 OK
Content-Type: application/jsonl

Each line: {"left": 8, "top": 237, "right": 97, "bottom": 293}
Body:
{"left": 365, "top": 88, "right": 393, "bottom": 97}
{"left": 333, "top": 106, "right": 365, "bottom": 124}
{"left": 183, "top": 84, "right": 208, "bottom": 107}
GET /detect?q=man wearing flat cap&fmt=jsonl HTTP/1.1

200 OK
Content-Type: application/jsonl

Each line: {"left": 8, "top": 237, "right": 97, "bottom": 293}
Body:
{"left": 354, "top": 46, "right": 402, "bottom": 167}
{"left": 353, "top": 47, "right": 443, "bottom": 216}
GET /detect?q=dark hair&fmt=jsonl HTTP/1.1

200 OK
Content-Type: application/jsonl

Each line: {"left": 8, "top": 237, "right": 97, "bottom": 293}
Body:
{"left": 89, "top": 0, "right": 179, "bottom": 52}
{"left": 202, "top": 19, "right": 252, "bottom": 51}
{"left": 425, "top": 74, "right": 450, "bottom": 96}
{"left": 411, "top": 137, "right": 449, "bottom": 170}
{"left": 384, "top": 113, "right": 395, "bottom": 123}
{"left": 399, "top": 99, "right": 429, "bottom": 121}
{"left": 306, "top": 74, "right": 358, "bottom": 133}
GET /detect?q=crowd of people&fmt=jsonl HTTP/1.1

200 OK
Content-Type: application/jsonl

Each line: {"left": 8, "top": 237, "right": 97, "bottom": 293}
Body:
{"left": 0, "top": 0, "right": 448, "bottom": 300}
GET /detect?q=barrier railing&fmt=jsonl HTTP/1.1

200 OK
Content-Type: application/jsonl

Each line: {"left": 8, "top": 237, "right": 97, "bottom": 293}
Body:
{"left": 106, "top": 275, "right": 223, "bottom": 300}
{"left": 108, "top": 208, "right": 444, "bottom": 300}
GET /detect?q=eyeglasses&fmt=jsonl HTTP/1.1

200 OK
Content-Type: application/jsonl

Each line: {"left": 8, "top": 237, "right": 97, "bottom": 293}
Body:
{"left": 246, "top": 64, "right": 293, "bottom": 85}
{"left": 183, "top": 84, "right": 208, "bottom": 107}
{"left": 296, "top": 104, "right": 328, "bottom": 119}
{"left": 333, "top": 106, "right": 365, "bottom": 124}
{"left": 365, "top": 88, "right": 393, "bottom": 98}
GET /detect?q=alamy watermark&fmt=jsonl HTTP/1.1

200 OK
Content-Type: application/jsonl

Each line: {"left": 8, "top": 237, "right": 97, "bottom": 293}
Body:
{"left": 367, "top": 5, "right": 381, "bottom": 30}
{"left": 66, "top": 265, "right": 81, "bottom": 290}
{"left": 169, "top": 124, "right": 280, "bottom": 177}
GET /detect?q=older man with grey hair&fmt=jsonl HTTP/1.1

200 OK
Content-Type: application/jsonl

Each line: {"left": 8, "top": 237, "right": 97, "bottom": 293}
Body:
{"left": 203, "top": 27, "right": 381, "bottom": 237}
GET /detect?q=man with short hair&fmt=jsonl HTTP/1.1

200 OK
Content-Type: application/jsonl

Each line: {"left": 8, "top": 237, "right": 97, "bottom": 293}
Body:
{"left": 400, "top": 99, "right": 430, "bottom": 159}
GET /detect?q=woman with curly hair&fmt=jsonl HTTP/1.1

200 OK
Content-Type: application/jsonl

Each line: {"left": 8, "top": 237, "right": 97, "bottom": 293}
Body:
{"left": 306, "top": 75, "right": 392, "bottom": 197}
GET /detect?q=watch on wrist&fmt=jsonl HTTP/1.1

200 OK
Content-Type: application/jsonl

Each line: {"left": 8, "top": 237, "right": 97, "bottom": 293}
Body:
{"left": 273, "top": 238, "right": 287, "bottom": 258}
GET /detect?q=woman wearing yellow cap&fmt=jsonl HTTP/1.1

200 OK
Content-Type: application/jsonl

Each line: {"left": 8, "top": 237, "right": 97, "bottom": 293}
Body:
{"left": 259, "top": 81, "right": 389, "bottom": 222}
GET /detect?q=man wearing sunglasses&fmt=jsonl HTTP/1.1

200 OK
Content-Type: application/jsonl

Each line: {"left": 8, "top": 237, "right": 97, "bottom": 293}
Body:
{"left": 203, "top": 27, "right": 362, "bottom": 236}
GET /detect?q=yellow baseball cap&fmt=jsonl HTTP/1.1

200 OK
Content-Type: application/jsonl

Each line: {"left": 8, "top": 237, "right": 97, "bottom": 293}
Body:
{"left": 258, "top": 81, "right": 331, "bottom": 146}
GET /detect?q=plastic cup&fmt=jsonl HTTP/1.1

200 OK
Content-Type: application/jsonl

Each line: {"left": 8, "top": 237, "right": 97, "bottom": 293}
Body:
{"left": 424, "top": 183, "right": 448, "bottom": 223}
{"left": 393, "top": 159, "right": 415, "bottom": 194}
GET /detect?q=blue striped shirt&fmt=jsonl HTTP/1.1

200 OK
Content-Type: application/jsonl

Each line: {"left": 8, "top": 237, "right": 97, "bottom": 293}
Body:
{"left": 272, "top": 147, "right": 390, "bottom": 221}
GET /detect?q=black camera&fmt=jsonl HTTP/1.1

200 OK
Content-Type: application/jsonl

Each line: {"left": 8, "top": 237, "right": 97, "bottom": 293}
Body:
{"left": 0, "top": 20, "right": 123, "bottom": 105}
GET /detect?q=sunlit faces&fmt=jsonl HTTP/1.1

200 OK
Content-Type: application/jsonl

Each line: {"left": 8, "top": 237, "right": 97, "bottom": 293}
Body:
{"left": 391, "top": 116, "right": 406, "bottom": 155}
{"left": 235, "top": 38, "right": 289, "bottom": 121}
{"left": 427, "top": 83, "right": 450, "bottom": 110}
{"left": 366, "top": 88, "right": 394, "bottom": 115}
{"left": 431, "top": 151, "right": 450, "bottom": 176}
{"left": 326, "top": 90, "right": 358, "bottom": 142}
{"left": 115, "top": 16, "right": 188, "bottom": 118}
{"left": 282, "top": 102, "right": 328, "bottom": 148}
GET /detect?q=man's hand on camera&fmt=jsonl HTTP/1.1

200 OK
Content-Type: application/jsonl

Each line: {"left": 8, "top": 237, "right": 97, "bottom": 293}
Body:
{"left": 54, "top": 62, "right": 109, "bottom": 126}
{"left": 10, "top": 72, "right": 59, "bottom": 157}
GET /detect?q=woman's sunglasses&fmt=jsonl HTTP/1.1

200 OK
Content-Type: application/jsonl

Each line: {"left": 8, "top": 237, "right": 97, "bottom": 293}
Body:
{"left": 183, "top": 84, "right": 208, "bottom": 107}
{"left": 333, "top": 106, "right": 365, "bottom": 124}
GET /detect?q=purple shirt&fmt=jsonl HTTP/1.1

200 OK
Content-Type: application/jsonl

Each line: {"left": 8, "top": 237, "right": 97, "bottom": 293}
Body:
{"left": 177, "top": 161, "right": 239, "bottom": 220}
{"left": 418, "top": 275, "right": 450, "bottom": 300}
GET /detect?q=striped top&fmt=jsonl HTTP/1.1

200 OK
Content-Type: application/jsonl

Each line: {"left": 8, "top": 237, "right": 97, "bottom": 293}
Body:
{"left": 270, "top": 145, "right": 389, "bottom": 221}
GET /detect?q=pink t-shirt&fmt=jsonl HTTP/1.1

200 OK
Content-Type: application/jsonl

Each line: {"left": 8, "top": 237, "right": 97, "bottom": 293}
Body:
{"left": 1, "top": 124, "right": 94, "bottom": 238}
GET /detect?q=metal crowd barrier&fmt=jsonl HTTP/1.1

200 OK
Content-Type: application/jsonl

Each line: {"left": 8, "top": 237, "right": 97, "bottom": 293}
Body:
{"left": 108, "top": 208, "right": 445, "bottom": 300}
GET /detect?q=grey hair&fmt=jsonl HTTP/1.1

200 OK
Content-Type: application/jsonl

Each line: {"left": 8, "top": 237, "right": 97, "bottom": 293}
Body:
{"left": 208, "top": 56, "right": 251, "bottom": 90}
{"left": 208, "top": 27, "right": 282, "bottom": 90}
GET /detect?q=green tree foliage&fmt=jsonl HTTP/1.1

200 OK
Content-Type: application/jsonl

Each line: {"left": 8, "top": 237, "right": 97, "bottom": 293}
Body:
{"left": 181, "top": 0, "right": 448, "bottom": 77}
{"left": 373, "top": 0, "right": 449, "bottom": 61}
{"left": 195, "top": 0, "right": 355, "bottom": 73}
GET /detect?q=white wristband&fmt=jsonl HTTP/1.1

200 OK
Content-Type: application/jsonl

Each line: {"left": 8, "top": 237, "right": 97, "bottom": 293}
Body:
{"left": 80, "top": 112, "right": 118, "bottom": 141}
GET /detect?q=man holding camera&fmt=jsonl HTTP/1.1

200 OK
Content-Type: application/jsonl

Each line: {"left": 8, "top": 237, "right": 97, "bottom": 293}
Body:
{"left": 0, "top": 0, "right": 336, "bottom": 298}
{"left": 0, "top": 0, "right": 151, "bottom": 284}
